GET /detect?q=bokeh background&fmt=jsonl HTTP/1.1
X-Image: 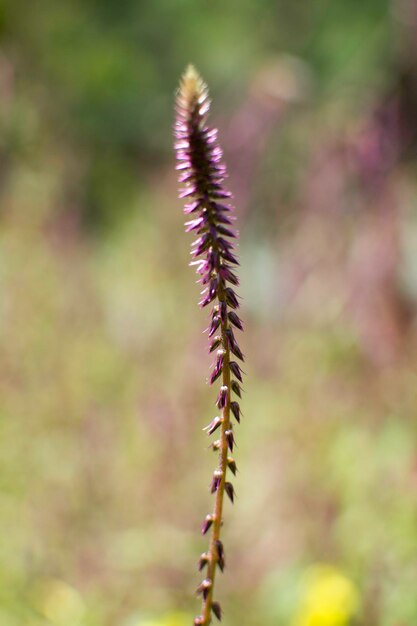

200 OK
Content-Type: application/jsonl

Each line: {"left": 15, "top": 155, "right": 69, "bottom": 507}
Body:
{"left": 1, "top": 1, "right": 417, "bottom": 625}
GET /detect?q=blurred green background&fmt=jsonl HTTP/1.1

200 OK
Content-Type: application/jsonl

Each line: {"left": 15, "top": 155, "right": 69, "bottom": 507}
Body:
{"left": 1, "top": 1, "right": 417, "bottom": 625}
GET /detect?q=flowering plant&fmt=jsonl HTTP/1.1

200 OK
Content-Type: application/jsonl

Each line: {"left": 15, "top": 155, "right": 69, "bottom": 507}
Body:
{"left": 174, "top": 66, "right": 245, "bottom": 625}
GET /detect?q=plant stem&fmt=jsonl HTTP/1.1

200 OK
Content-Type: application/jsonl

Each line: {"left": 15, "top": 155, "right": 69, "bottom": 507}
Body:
{"left": 202, "top": 303, "right": 231, "bottom": 624}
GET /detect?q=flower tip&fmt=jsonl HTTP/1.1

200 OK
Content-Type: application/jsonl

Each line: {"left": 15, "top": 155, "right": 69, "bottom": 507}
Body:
{"left": 183, "top": 63, "right": 199, "bottom": 82}
{"left": 178, "top": 64, "right": 207, "bottom": 106}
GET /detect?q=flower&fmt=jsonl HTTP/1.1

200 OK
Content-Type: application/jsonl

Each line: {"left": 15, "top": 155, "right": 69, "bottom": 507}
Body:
{"left": 292, "top": 564, "right": 359, "bottom": 626}
{"left": 174, "top": 65, "right": 245, "bottom": 625}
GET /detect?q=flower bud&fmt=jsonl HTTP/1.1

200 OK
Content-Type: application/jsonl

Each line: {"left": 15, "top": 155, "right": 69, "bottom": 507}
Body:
{"left": 203, "top": 416, "right": 222, "bottom": 435}
{"left": 198, "top": 552, "right": 209, "bottom": 571}
{"left": 201, "top": 514, "right": 214, "bottom": 535}
{"left": 230, "top": 401, "right": 241, "bottom": 423}
{"left": 225, "top": 429, "right": 235, "bottom": 452}
{"left": 215, "top": 540, "right": 225, "bottom": 571}
{"left": 228, "top": 311, "right": 243, "bottom": 331}
{"left": 230, "top": 361, "right": 243, "bottom": 382}
{"left": 231, "top": 380, "right": 242, "bottom": 397}
{"left": 225, "top": 482, "right": 235, "bottom": 504}
{"left": 216, "top": 385, "right": 228, "bottom": 409}
{"left": 227, "top": 457, "right": 237, "bottom": 475}
{"left": 210, "top": 469, "right": 223, "bottom": 493}
{"left": 196, "top": 578, "right": 212, "bottom": 600}
{"left": 212, "top": 602, "right": 222, "bottom": 621}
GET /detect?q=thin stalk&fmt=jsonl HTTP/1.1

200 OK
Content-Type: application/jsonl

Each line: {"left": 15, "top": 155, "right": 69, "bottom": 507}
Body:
{"left": 202, "top": 305, "right": 231, "bottom": 624}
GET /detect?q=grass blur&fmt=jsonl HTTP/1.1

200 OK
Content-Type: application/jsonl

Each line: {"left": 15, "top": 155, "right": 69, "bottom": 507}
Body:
{"left": 1, "top": 1, "right": 417, "bottom": 625}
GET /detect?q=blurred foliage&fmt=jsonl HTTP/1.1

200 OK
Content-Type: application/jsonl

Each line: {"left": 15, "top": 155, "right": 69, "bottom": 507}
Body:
{"left": 0, "top": 1, "right": 417, "bottom": 625}
{"left": 0, "top": 0, "right": 395, "bottom": 228}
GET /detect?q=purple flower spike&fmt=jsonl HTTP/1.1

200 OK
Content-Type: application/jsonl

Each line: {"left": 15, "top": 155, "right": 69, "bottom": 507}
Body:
{"left": 174, "top": 66, "right": 246, "bottom": 626}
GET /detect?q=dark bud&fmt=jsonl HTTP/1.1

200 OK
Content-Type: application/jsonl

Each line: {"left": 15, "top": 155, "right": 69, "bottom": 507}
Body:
{"left": 217, "top": 225, "right": 237, "bottom": 238}
{"left": 215, "top": 213, "right": 234, "bottom": 225}
{"left": 199, "top": 290, "right": 216, "bottom": 308}
{"left": 225, "top": 482, "right": 235, "bottom": 504}
{"left": 231, "top": 380, "right": 242, "bottom": 397}
{"left": 230, "top": 361, "right": 243, "bottom": 382}
{"left": 198, "top": 552, "right": 209, "bottom": 571}
{"left": 224, "top": 287, "right": 239, "bottom": 309}
{"left": 207, "top": 248, "right": 219, "bottom": 270}
{"left": 212, "top": 602, "right": 222, "bottom": 621}
{"left": 210, "top": 439, "right": 221, "bottom": 451}
{"left": 210, "top": 352, "right": 224, "bottom": 384}
{"left": 196, "top": 578, "right": 212, "bottom": 600}
{"left": 209, "top": 336, "right": 222, "bottom": 353}
{"left": 228, "top": 311, "right": 243, "bottom": 331}
{"left": 211, "top": 201, "right": 232, "bottom": 213}
{"left": 203, "top": 416, "right": 222, "bottom": 436}
{"left": 219, "top": 300, "right": 227, "bottom": 324}
{"left": 210, "top": 469, "right": 223, "bottom": 493}
{"left": 209, "top": 275, "right": 219, "bottom": 292}
{"left": 230, "top": 401, "right": 241, "bottom": 424}
{"left": 230, "top": 342, "right": 244, "bottom": 361}
{"left": 217, "top": 237, "right": 233, "bottom": 252}
{"left": 225, "top": 328, "right": 244, "bottom": 361}
{"left": 224, "top": 327, "right": 234, "bottom": 344}
{"left": 201, "top": 514, "right": 214, "bottom": 535}
{"left": 227, "top": 457, "right": 237, "bottom": 475}
{"left": 225, "top": 429, "right": 235, "bottom": 452}
{"left": 215, "top": 540, "right": 225, "bottom": 571}
{"left": 216, "top": 385, "right": 228, "bottom": 409}
{"left": 221, "top": 249, "right": 239, "bottom": 265}
{"left": 208, "top": 315, "right": 221, "bottom": 338}
{"left": 220, "top": 265, "right": 239, "bottom": 285}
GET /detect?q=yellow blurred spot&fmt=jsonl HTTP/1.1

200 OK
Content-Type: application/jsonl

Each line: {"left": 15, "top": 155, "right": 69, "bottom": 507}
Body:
{"left": 34, "top": 578, "right": 85, "bottom": 625}
{"left": 161, "top": 612, "right": 193, "bottom": 626}
{"left": 133, "top": 612, "right": 193, "bottom": 626}
{"left": 292, "top": 564, "right": 359, "bottom": 626}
